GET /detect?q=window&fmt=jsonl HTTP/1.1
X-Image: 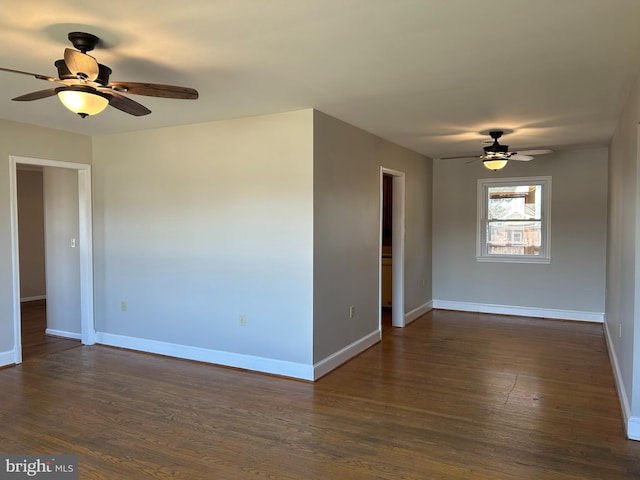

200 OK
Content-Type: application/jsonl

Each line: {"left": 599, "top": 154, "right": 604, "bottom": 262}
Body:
{"left": 477, "top": 176, "right": 551, "bottom": 263}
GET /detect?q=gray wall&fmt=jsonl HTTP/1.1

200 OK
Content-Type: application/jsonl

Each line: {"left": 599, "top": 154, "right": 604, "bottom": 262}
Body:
{"left": 17, "top": 168, "right": 45, "bottom": 300}
{"left": 0, "top": 120, "right": 91, "bottom": 358}
{"left": 44, "top": 167, "right": 81, "bottom": 336}
{"left": 312, "top": 111, "right": 432, "bottom": 362}
{"left": 91, "top": 110, "right": 315, "bottom": 365}
{"left": 607, "top": 67, "right": 640, "bottom": 435}
{"left": 433, "top": 147, "right": 608, "bottom": 315}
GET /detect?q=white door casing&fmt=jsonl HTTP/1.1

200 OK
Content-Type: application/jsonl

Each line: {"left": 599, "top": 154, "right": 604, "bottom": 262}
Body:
{"left": 9, "top": 155, "right": 95, "bottom": 364}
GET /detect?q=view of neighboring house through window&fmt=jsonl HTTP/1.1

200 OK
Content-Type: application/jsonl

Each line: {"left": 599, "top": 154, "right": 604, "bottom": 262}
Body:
{"left": 477, "top": 177, "right": 551, "bottom": 263}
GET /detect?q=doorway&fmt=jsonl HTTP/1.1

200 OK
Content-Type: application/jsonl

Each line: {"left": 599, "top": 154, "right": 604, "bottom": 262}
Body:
{"left": 9, "top": 156, "right": 95, "bottom": 365}
{"left": 379, "top": 167, "right": 405, "bottom": 331}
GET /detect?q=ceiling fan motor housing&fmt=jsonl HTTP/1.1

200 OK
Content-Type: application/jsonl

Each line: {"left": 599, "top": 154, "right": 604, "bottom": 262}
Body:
{"left": 484, "top": 142, "right": 509, "bottom": 155}
{"left": 55, "top": 59, "right": 112, "bottom": 85}
{"left": 483, "top": 130, "right": 509, "bottom": 156}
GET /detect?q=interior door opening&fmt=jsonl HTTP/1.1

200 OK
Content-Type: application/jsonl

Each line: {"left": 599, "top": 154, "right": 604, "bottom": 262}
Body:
{"left": 381, "top": 174, "right": 393, "bottom": 332}
{"left": 380, "top": 167, "right": 405, "bottom": 331}
{"left": 17, "top": 165, "right": 85, "bottom": 360}
{"left": 10, "top": 156, "right": 95, "bottom": 365}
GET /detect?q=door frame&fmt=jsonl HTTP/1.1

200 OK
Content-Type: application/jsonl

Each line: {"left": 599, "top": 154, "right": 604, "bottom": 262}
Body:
{"left": 9, "top": 155, "right": 95, "bottom": 364}
{"left": 379, "top": 167, "right": 405, "bottom": 328}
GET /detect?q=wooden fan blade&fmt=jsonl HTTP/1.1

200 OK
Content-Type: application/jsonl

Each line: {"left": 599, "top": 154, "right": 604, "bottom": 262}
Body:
{"left": 64, "top": 48, "right": 99, "bottom": 81}
{"left": 109, "top": 81, "right": 199, "bottom": 99}
{"left": 12, "top": 88, "right": 58, "bottom": 101}
{"left": 100, "top": 89, "right": 151, "bottom": 116}
{"left": 509, "top": 154, "right": 534, "bottom": 161}
{"left": 0, "top": 67, "right": 60, "bottom": 83}
{"left": 440, "top": 154, "right": 481, "bottom": 160}
{"left": 517, "top": 149, "right": 553, "bottom": 156}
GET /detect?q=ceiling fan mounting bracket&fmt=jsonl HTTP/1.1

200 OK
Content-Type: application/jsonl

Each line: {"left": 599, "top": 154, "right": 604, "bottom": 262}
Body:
{"left": 68, "top": 32, "right": 100, "bottom": 53}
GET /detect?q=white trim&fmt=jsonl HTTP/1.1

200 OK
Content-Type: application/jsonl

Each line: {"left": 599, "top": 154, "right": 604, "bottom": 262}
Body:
{"left": 11, "top": 157, "right": 90, "bottom": 170}
{"left": 313, "top": 330, "right": 380, "bottom": 380}
{"left": 77, "top": 167, "right": 96, "bottom": 345}
{"left": 404, "top": 301, "right": 433, "bottom": 325}
{"left": 378, "top": 172, "right": 384, "bottom": 329}
{"left": 96, "top": 332, "right": 314, "bottom": 381}
{"left": 45, "top": 329, "right": 82, "bottom": 340}
{"left": 477, "top": 176, "right": 552, "bottom": 263}
{"left": 628, "top": 417, "right": 640, "bottom": 442}
{"left": 603, "top": 320, "right": 637, "bottom": 440}
{"left": 433, "top": 300, "right": 603, "bottom": 323}
{"left": 0, "top": 349, "right": 15, "bottom": 367}
{"left": 9, "top": 155, "right": 95, "bottom": 366}
{"left": 9, "top": 159, "right": 22, "bottom": 365}
{"left": 476, "top": 255, "right": 551, "bottom": 264}
{"left": 20, "top": 295, "right": 46, "bottom": 303}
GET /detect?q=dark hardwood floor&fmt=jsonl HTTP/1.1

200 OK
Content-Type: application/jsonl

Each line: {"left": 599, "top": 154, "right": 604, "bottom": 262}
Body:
{"left": 2, "top": 309, "right": 639, "bottom": 479}
{"left": 381, "top": 307, "right": 392, "bottom": 333}
{"left": 20, "top": 300, "right": 80, "bottom": 360}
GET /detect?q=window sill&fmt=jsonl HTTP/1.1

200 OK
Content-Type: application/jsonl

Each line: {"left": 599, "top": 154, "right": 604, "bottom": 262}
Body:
{"left": 476, "top": 255, "right": 551, "bottom": 264}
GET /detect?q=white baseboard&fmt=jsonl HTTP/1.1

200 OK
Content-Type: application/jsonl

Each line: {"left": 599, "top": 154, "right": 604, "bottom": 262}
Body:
{"left": 313, "top": 330, "right": 381, "bottom": 380}
{"left": 45, "top": 329, "right": 81, "bottom": 340}
{"left": 603, "top": 321, "right": 639, "bottom": 440}
{"left": 20, "top": 295, "right": 46, "bottom": 303}
{"left": 0, "top": 349, "right": 15, "bottom": 367}
{"left": 432, "top": 300, "right": 604, "bottom": 323}
{"left": 95, "top": 332, "right": 314, "bottom": 381}
{"left": 628, "top": 417, "right": 640, "bottom": 441}
{"left": 404, "top": 301, "right": 433, "bottom": 326}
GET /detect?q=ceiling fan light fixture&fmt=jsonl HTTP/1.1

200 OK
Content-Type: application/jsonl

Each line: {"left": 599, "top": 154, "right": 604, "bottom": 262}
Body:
{"left": 56, "top": 86, "right": 109, "bottom": 118}
{"left": 483, "top": 159, "right": 508, "bottom": 171}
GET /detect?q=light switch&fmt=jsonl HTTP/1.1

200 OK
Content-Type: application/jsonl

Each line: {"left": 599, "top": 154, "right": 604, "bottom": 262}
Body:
{"left": 70, "top": 238, "right": 77, "bottom": 248}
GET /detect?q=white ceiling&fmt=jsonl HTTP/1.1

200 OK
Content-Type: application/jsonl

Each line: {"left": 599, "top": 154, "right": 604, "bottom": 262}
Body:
{"left": 1, "top": 0, "right": 640, "bottom": 159}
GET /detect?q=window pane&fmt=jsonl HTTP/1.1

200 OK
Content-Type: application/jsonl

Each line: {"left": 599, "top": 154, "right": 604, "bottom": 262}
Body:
{"left": 478, "top": 177, "right": 550, "bottom": 263}
{"left": 488, "top": 185, "right": 541, "bottom": 220}
{"left": 486, "top": 220, "right": 542, "bottom": 255}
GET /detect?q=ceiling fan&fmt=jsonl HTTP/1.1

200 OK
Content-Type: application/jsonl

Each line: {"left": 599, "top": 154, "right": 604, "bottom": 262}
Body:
{"left": 0, "top": 32, "right": 198, "bottom": 118}
{"left": 441, "top": 130, "right": 553, "bottom": 170}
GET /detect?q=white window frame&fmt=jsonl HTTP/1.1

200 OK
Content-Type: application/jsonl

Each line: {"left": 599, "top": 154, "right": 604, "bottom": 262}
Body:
{"left": 477, "top": 176, "right": 551, "bottom": 264}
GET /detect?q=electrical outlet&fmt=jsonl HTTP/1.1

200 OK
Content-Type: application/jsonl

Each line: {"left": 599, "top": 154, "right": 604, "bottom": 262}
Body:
{"left": 121, "top": 301, "right": 127, "bottom": 312}
{"left": 239, "top": 314, "right": 246, "bottom": 326}
{"left": 349, "top": 306, "right": 355, "bottom": 318}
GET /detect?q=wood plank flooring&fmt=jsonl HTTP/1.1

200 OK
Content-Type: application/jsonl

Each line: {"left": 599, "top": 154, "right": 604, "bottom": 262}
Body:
{"left": 20, "top": 300, "right": 80, "bottom": 360}
{"left": 2, "top": 309, "right": 639, "bottom": 479}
